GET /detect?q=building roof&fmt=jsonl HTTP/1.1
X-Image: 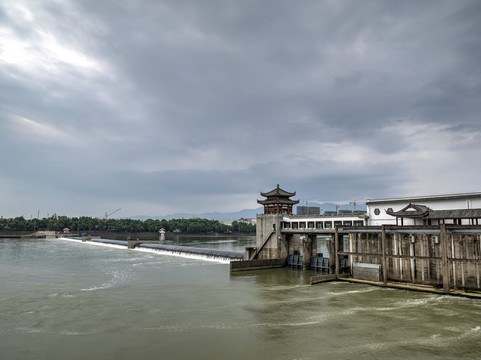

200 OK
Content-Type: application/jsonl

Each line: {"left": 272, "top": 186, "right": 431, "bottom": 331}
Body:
{"left": 257, "top": 198, "right": 300, "bottom": 205}
{"left": 260, "top": 184, "right": 296, "bottom": 198}
{"left": 366, "top": 192, "right": 481, "bottom": 205}
{"left": 426, "top": 209, "right": 481, "bottom": 219}
{"left": 386, "top": 204, "right": 430, "bottom": 218}
{"left": 386, "top": 203, "right": 481, "bottom": 219}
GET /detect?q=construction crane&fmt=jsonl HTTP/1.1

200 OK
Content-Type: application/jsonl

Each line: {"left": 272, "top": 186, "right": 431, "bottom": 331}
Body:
{"left": 103, "top": 208, "right": 121, "bottom": 220}
{"left": 349, "top": 200, "right": 365, "bottom": 213}
{"left": 349, "top": 200, "right": 358, "bottom": 212}
{"left": 326, "top": 203, "right": 340, "bottom": 214}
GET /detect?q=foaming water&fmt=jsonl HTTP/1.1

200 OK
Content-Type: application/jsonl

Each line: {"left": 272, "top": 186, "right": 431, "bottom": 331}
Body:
{"left": 133, "top": 246, "right": 231, "bottom": 264}
{"left": 56, "top": 237, "right": 127, "bottom": 250}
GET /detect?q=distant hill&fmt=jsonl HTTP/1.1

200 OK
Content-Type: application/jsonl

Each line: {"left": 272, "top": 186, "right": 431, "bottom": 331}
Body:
{"left": 131, "top": 202, "right": 366, "bottom": 222}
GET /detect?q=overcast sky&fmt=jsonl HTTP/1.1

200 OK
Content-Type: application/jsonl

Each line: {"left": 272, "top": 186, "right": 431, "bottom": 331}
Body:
{"left": 1, "top": 0, "right": 480, "bottom": 218}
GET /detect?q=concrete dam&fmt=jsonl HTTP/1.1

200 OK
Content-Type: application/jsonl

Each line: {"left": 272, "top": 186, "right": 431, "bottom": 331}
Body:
{"left": 61, "top": 237, "right": 244, "bottom": 261}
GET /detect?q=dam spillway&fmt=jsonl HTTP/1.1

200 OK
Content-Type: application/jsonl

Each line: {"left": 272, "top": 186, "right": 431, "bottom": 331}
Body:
{"left": 59, "top": 237, "right": 244, "bottom": 261}
{"left": 138, "top": 243, "right": 244, "bottom": 261}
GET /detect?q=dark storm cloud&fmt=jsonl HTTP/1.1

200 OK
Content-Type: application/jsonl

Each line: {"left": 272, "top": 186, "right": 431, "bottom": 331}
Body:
{"left": 1, "top": 0, "right": 481, "bottom": 217}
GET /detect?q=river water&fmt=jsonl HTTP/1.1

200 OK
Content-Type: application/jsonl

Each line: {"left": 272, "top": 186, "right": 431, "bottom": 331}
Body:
{"left": 1, "top": 235, "right": 481, "bottom": 360}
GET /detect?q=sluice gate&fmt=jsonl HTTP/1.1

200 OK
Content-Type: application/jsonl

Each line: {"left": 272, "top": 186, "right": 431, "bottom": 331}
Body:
{"left": 252, "top": 213, "right": 481, "bottom": 295}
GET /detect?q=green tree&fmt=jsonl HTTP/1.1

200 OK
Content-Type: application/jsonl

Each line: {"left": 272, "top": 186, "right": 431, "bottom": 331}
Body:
{"left": 10, "top": 216, "right": 27, "bottom": 231}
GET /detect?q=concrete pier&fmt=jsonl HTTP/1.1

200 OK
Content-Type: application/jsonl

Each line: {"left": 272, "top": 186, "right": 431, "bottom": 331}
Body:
{"left": 230, "top": 258, "right": 286, "bottom": 272}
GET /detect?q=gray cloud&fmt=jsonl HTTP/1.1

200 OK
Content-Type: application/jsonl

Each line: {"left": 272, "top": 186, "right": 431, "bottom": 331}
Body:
{"left": 1, "top": 0, "right": 481, "bottom": 218}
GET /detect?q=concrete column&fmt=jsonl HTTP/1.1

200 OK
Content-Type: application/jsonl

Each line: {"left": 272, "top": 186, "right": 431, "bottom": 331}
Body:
{"left": 440, "top": 224, "right": 450, "bottom": 293}
{"left": 335, "top": 227, "right": 339, "bottom": 278}
{"left": 302, "top": 233, "right": 312, "bottom": 270}
{"left": 382, "top": 225, "right": 387, "bottom": 285}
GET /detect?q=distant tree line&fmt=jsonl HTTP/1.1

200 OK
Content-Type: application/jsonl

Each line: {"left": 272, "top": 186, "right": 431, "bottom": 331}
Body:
{"left": 0, "top": 216, "right": 255, "bottom": 234}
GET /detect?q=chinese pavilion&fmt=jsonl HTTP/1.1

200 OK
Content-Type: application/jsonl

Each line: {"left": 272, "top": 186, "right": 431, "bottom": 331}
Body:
{"left": 257, "top": 184, "right": 299, "bottom": 215}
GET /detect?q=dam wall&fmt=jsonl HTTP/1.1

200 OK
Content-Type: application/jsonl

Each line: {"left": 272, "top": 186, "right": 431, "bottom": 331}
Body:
{"left": 60, "top": 237, "right": 244, "bottom": 261}
{"left": 344, "top": 225, "right": 481, "bottom": 291}
{"left": 251, "top": 215, "right": 481, "bottom": 292}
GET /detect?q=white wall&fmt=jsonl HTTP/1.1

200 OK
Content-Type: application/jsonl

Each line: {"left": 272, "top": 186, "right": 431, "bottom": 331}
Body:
{"left": 366, "top": 194, "right": 481, "bottom": 226}
{"left": 282, "top": 214, "right": 366, "bottom": 228}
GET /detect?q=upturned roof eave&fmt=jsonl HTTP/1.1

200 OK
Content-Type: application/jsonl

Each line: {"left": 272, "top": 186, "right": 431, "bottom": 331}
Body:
{"left": 257, "top": 199, "right": 300, "bottom": 205}
{"left": 260, "top": 184, "right": 296, "bottom": 198}
{"left": 386, "top": 211, "right": 429, "bottom": 218}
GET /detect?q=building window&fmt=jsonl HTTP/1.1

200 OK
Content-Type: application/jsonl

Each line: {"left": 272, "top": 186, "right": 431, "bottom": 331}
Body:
{"left": 387, "top": 208, "right": 393, "bottom": 213}
{"left": 374, "top": 208, "right": 380, "bottom": 215}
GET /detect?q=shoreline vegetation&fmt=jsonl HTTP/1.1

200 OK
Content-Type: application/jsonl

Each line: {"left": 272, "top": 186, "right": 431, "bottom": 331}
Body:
{"left": 0, "top": 216, "right": 255, "bottom": 234}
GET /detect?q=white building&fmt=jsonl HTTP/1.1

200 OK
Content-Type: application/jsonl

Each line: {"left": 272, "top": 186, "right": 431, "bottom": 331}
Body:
{"left": 366, "top": 192, "right": 481, "bottom": 226}
{"left": 280, "top": 213, "right": 367, "bottom": 230}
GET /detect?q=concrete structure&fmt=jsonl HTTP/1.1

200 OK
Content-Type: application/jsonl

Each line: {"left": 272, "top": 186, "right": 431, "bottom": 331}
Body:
{"left": 247, "top": 186, "right": 367, "bottom": 269}
{"left": 0, "top": 231, "right": 57, "bottom": 239}
{"left": 367, "top": 192, "right": 481, "bottom": 226}
{"left": 242, "top": 186, "right": 481, "bottom": 295}
{"left": 343, "top": 224, "right": 481, "bottom": 292}
{"left": 248, "top": 214, "right": 481, "bottom": 293}
{"left": 281, "top": 213, "right": 367, "bottom": 230}
{"left": 248, "top": 213, "right": 363, "bottom": 269}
